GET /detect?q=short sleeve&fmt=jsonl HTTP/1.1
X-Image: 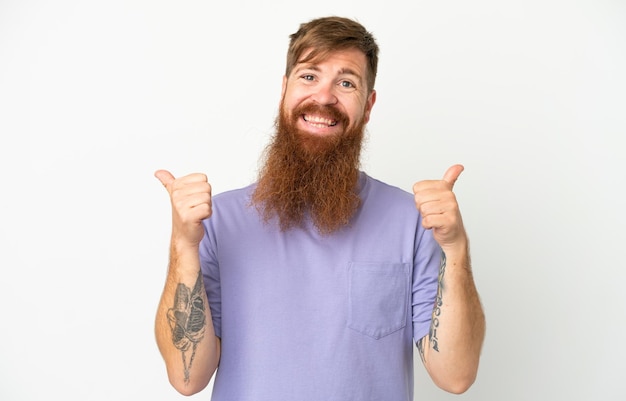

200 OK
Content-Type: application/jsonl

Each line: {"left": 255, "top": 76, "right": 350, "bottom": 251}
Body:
{"left": 199, "top": 219, "right": 222, "bottom": 338}
{"left": 411, "top": 225, "right": 441, "bottom": 343}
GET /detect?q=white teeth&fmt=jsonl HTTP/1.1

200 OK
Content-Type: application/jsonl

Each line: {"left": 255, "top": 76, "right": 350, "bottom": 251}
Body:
{"left": 304, "top": 115, "right": 337, "bottom": 127}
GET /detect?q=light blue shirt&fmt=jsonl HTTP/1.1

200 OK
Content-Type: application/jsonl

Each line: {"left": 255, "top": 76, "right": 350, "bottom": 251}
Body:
{"left": 200, "top": 172, "right": 441, "bottom": 401}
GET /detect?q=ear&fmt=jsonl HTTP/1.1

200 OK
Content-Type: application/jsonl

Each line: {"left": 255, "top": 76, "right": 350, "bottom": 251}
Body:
{"left": 281, "top": 75, "right": 288, "bottom": 98}
{"left": 364, "top": 89, "right": 376, "bottom": 123}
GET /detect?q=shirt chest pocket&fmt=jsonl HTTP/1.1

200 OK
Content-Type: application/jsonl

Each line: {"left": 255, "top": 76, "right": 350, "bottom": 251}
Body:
{"left": 347, "top": 262, "right": 411, "bottom": 340}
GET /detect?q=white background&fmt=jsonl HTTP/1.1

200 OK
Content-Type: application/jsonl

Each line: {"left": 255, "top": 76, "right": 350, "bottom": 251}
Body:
{"left": 1, "top": 0, "right": 625, "bottom": 400}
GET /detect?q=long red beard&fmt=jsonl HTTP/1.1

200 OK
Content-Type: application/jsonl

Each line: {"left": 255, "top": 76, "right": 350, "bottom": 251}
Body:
{"left": 251, "top": 102, "right": 367, "bottom": 234}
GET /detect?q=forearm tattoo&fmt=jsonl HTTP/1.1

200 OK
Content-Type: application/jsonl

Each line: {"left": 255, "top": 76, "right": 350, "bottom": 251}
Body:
{"left": 429, "top": 250, "right": 446, "bottom": 352}
{"left": 167, "top": 273, "right": 206, "bottom": 383}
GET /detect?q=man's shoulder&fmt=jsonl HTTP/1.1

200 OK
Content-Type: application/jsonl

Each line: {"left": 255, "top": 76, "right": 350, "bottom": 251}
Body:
{"left": 213, "top": 182, "right": 256, "bottom": 202}
{"left": 209, "top": 183, "right": 259, "bottom": 220}
{"left": 359, "top": 172, "right": 419, "bottom": 220}
{"left": 361, "top": 172, "right": 413, "bottom": 201}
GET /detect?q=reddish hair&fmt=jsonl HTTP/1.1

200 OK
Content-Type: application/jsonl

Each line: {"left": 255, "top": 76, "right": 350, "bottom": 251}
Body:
{"left": 285, "top": 16, "right": 379, "bottom": 92}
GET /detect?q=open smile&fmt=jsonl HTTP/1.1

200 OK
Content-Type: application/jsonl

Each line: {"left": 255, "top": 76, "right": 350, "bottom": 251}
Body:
{"left": 303, "top": 114, "right": 338, "bottom": 128}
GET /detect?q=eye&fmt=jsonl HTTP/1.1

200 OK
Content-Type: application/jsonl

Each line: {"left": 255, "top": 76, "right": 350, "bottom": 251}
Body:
{"left": 339, "top": 80, "right": 356, "bottom": 89}
{"left": 301, "top": 74, "right": 315, "bottom": 81}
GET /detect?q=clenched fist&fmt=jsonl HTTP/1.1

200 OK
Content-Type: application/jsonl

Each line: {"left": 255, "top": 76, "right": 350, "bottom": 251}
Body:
{"left": 413, "top": 165, "right": 467, "bottom": 251}
{"left": 155, "top": 170, "right": 212, "bottom": 248}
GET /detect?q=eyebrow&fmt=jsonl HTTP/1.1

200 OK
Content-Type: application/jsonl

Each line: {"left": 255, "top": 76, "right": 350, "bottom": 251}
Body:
{"left": 294, "top": 64, "right": 364, "bottom": 82}
{"left": 338, "top": 67, "right": 362, "bottom": 80}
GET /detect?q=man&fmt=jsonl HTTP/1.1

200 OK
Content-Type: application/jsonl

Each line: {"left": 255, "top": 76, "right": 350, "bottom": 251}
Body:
{"left": 154, "top": 16, "right": 485, "bottom": 400}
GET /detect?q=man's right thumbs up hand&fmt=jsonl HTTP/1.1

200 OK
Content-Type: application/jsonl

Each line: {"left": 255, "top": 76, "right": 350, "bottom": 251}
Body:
{"left": 155, "top": 170, "right": 212, "bottom": 249}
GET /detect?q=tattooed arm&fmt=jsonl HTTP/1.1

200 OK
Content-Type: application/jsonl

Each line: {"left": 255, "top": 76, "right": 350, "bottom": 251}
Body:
{"left": 154, "top": 170, "right": 221, "bottom": 395}
{"left": 155, "top": 243, "right": 220, "bottom": 395}
{"left": 413, "top": 165, "right": 486, "bottom": 394}
{"left": 416, "top": 246, "right": 484, "bottom": 393}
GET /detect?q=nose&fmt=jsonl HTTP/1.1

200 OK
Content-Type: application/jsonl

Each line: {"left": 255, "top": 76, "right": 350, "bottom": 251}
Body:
{"left": 311, "top": 82, "right": 338, "bottom": 105}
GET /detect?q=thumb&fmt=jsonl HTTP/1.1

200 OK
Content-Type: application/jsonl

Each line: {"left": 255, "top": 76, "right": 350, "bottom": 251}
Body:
{"left": 442, "top": 164, "right": 464, "bottom": 189}
{"left": 154, "top": 169, "right": 176, "bottom": 190}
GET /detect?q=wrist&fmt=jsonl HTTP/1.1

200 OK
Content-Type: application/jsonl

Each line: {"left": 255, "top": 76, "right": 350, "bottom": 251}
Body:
{"left": 170, "top": 232, "right": 201, "bottom": 253}
{"left": 168, "top": 237, "right": 202, "bottom": 276}
{"left": 441, "top": 239, "right": 471, "bottom": 270}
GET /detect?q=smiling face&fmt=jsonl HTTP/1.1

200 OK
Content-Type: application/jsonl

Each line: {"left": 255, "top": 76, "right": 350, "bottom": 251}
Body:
{"left": 251, "top": 48, "right": 377, "bottom": 234}
{"left": 251, "top": 17, "right": 380, "bottom": 234}
{"left": 281, "top": 48, "right": 376, "bottom": 143}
